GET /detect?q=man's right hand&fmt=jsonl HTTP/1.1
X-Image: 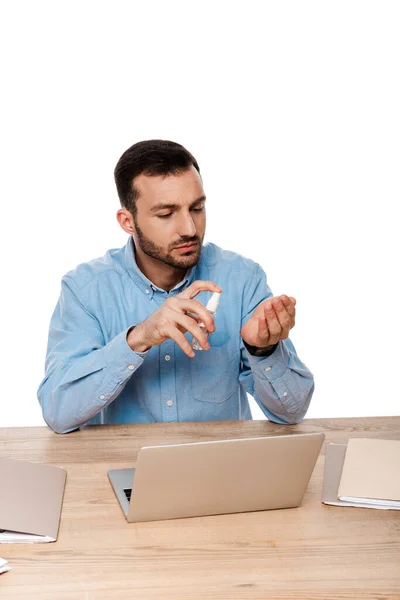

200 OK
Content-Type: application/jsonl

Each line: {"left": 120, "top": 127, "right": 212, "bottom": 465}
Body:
{"left": 126, "top": 281, "right": 222, "bottom": 358}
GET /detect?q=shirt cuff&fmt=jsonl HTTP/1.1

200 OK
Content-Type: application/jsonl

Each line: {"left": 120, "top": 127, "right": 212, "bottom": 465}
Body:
{"left": 103, "top": 328, "right": 148, "bottom": 385}
{"left": 245, "top": 340, "right": 290, "bottom": 381}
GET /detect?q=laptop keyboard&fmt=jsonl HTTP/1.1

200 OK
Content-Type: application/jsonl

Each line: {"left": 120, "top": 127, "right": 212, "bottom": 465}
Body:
{"left": 123, "top": 488, "right": 132, "bottom": 502}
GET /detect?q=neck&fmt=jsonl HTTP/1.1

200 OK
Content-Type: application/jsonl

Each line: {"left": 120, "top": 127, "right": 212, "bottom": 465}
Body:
{"left": 133, "top": 243, "right": 186, "bottom": 292}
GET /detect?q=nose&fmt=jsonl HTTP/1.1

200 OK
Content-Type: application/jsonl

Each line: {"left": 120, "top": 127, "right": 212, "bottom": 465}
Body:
{"left": 178, "top": 210, "right": 196, "bottom": 238}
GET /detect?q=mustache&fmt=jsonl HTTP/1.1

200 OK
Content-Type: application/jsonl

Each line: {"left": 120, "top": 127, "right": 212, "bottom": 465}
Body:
{"left": 171, "top": 237, "right": 200, "bottom": 249}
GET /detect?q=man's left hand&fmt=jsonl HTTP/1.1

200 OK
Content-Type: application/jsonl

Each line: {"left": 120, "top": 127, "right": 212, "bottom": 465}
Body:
{"left": 240, "top": 295, "right": 296, "bottom": 349}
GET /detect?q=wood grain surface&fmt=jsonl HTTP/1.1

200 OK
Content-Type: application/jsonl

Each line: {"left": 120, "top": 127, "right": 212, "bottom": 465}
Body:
{"left": 0, "top": 417, "right": 399, "bottom": 599}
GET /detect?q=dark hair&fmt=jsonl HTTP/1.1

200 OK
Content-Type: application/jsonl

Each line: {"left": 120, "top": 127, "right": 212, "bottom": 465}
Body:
{"left": 114, "top": 139, "right": 201, "bottom": 214}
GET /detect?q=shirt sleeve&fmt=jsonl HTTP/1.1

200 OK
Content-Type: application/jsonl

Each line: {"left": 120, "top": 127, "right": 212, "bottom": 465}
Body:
{"left": 37, "top": 277, "right": 147, "bottom": 433}
{"left": 238, "top": 263, "right": 315, "bottom": 424}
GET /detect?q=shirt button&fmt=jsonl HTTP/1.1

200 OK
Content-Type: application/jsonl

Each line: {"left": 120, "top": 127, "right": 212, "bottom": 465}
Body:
{"left": 128, "top": 365, "right": 135, "bottom": 370}
{"left": 166, "top": 400, "right": 173, "bottom": 407}
{"left": 100, "top": 395, "right": 105, "bottom": 400}
{"left": 165, "top": 355, "right": 171, "bottom": 361}
{"left": 145, "top": 289, "right": 150, "bottom": 294}
{"left": 283, "top": 391, "right": 288, "bottom": 397}
{"left": 265, "top": 367, "right": 272, "bottom": 372}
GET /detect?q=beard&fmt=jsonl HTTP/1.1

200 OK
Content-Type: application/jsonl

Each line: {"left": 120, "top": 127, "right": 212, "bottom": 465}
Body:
{"left": 133, "top": 219, "right": 203, "bottom": 270}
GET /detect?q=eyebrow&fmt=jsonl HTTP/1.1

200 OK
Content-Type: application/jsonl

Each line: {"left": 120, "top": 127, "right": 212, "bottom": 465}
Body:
{"left": 150, "top": 195, "right": 206, "bottom": 212}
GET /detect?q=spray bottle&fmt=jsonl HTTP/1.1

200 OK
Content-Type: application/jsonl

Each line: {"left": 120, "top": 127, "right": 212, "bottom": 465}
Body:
{"left": 190, "top": 292, "right": 221, "bottom": 351}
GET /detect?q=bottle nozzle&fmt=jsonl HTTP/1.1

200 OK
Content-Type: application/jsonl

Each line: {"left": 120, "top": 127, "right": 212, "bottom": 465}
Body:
{"left": 206, "top": 292, "right": 221, "bottom": 314}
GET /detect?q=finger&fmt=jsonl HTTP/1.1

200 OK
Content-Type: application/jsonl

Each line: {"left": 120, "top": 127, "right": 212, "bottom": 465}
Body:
{"left": 272, "top": 297, "right": 293, "bottom": 337}
{"left": 174, "top": 298, "right": 216, "bottom": 332}
{"left": 179, "top": 280, "right": 222, "bottom": 300}
{"left": 176, "top": 312, "right": 199, "bottom": 335}
{"left": 164, "top": 324, "right": 196, "bottom": 358}
{"left": 264, "top": 303, "right": 282, "bottom": 344}
{"left": 280, "top": 295, "right": 296, "bottom": 328}
{"left": 280, "top": 295, "right": 296, "bottom": 317}
{"left": 257, "top": 314, "right": 270, "bottom": 345}
{"left": 173, "top": 312, "right": 211, "bottom": 350}
{"left": 183, "top": 311, "right": 200, "bottom": 323}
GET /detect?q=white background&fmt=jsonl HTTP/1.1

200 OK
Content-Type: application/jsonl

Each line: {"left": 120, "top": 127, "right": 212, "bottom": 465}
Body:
{"left": 0, "top": 1, "right": 398, "bottom": 427}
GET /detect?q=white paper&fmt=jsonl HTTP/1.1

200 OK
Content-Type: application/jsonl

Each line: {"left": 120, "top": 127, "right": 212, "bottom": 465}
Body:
{"left": 339, "top": 496, "right": 400, "bottom": 509}
{"left": 0, "top": 530, "right": 54, "bottom": 543}
{"left": 0, "top": 557, "right": 11, "bottom": 574}
{"left": 323, "top": 499, "right": 399, "bottom": 510}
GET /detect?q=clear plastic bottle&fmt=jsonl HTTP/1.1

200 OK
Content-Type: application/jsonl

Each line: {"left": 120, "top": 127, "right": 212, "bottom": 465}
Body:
{"left": 190, "top": 292, "right": 221, "bottom": 350}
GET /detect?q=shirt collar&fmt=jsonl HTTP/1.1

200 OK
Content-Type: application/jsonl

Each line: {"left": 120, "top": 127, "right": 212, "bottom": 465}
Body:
{"left": 124, "top": 236, "right": 197, "bottom": 298}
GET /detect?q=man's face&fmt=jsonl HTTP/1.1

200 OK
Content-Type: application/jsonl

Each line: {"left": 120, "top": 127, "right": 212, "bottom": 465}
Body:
{"left": 132, "top": 167, "right": 206, "bottom": 270}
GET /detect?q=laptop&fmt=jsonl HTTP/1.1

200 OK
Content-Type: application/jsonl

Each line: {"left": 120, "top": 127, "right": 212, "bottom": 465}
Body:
{"left": 0, "top": 457, "right": 66, "bottom": 542}
{"left": 108, "top": 432, "right": 325, "bottom": 523}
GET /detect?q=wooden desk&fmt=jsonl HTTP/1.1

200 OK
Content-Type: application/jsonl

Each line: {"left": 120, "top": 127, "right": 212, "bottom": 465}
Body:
{"left": 1, "top": 417, "right": 399, "bottom": 599}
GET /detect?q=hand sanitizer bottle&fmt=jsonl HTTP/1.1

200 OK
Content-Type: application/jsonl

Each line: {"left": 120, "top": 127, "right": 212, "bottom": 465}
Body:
{"left": 190, "top": 292, "right": 221, "bottom": 351}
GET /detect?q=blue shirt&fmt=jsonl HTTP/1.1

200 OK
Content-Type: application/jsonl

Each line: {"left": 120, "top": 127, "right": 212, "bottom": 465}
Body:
{"left": 38, "top": 237, "right": 314, "bottom": 433}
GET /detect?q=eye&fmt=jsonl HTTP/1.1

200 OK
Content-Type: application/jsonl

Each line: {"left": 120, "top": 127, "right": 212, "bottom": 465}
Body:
{"left": 157, "top": 213, "right": 173, "bottom": 219}
{"left": 191, "top": 206, "right": 205, "bottom": 212}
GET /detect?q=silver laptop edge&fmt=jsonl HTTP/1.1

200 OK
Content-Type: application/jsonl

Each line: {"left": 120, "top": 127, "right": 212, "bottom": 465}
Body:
{"left": 108, "top": 432, "right": 325, "bottom": 523}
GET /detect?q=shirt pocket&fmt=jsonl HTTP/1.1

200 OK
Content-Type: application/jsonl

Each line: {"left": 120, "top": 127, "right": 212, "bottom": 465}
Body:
{"left": 190, "top": 343, "right": 239, "bottom": 403}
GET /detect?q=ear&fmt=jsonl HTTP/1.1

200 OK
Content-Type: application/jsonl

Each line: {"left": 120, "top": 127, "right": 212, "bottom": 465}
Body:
{"left": 116, "top": 208, "right": 136, "bottom": 235}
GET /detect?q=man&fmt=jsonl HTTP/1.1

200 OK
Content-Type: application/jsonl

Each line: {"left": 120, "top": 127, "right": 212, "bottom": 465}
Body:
{"left": 38, "top": 140, "right": 314, "bottom": 433}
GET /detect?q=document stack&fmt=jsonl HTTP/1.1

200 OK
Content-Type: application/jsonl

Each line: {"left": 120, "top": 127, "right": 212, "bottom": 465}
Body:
{"left": 322, "top": 438, "right": 400, "bottom": 510}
